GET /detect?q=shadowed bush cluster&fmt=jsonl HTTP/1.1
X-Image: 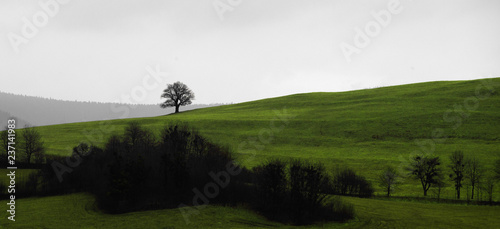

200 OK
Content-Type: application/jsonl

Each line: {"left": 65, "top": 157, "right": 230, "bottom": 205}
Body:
{"left": 332, "top": 168, "right": 374, "bottom": 198}
{"left": 251, "top": 159, "right": 355, "bottom": 225}
{"left": 32, "top": 123, "right": 364, "bottom": 225}
{"left": 40, "top": 122, "right": 248, "bottom": 213}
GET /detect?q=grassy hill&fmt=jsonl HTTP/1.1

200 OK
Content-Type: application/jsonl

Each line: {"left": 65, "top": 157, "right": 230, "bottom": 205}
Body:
{"left": 32, "top": 78, "right": 500, "bottom": 195}
{"left": 2, "top": 78, "right": 500, "bottom": 228}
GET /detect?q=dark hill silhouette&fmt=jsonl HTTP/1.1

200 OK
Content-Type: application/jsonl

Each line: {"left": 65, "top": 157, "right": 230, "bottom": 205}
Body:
{"left": 0, "top": 91, "right": 219, "bottom": 127}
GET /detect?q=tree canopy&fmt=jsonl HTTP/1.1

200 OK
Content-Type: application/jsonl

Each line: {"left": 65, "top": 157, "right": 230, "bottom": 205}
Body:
{"left": 409, "top": 155, "right": 441, "bottom": 196}
{"left": 160, "top": 81, "right": 195, "bottom": 113}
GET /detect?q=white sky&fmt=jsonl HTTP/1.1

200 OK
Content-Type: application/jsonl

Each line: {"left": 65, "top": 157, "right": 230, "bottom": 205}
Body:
{"left": 1, "top": 0, "right": 500, "bottom": 104}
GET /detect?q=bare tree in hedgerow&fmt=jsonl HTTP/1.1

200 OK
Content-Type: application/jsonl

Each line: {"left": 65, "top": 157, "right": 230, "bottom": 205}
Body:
{"left": 465, "top": 157, "right": 482, "bottom": 200}
{"left": 482, "top": 175, "right": 496, "bottom": 204}
{"left": 408, "top": 155, "right": 441, "bottom": 196}
{"left": 449, "top": 151, "right": 466, "bottom": 199}
{"left": 433, "top": 171, "right": 448, "bottom": 201}
{"left": 20, "top": 125, "right": 45, "bottom": 164}
{"left": 0, "top": 127, "right": 8, "bottom": 165}
{"left": 378, "top": 166, "right": 400, "bottom": 197}
{"left": 1, "top": 127, "right": 8, "bottom": 153}
{"left": 482, "top": 159, "right": 500, "bottom": 205}
{"left": 160, "top": 81, "right": 195, "bottom": 113}
{"left": 494, "top": 159, "right": 500, "bottom": 181}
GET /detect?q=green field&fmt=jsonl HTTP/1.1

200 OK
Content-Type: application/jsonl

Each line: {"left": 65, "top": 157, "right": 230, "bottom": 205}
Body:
{"left": 2, "top": 78, "right": 500, "bottom": 228}
{"left": 1, "top": 193, "right": 499, "bottom": 228}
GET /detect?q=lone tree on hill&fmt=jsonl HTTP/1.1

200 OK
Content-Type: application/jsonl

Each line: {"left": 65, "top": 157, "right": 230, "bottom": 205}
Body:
{"left": 160, "top": 81, "right": 195, "bottom": 113}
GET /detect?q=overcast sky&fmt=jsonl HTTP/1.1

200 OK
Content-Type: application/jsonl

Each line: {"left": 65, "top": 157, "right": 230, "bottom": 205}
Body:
{"left": 1, "top": 0, "right": 500, "bottom": 104}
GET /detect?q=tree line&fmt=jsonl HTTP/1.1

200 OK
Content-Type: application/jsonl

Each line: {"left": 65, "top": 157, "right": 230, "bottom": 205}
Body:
{"left": 2, "top": 125, "right": 500, "bottom": 204}
{"left": 1, "top": 125, "right": 46, "bottom": 166}
{"left": 1, "top": 123, "right": 362, "bottom": 225}
{"left": 378, "top": 151, "right": 500, "bottom": 204}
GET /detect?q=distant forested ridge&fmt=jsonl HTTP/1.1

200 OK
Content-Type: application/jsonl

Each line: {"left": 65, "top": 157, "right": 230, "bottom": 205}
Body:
{"left": 0, "top": 91, "right": 220, "bottom": 127}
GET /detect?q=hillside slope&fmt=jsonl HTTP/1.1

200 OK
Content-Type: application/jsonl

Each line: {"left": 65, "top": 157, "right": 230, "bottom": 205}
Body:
{"left": 26, "top": 78, "right": 500, "bottom": 198}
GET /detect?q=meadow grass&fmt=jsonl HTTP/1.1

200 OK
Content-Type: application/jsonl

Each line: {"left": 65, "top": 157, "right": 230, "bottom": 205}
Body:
{"left": 342, "top": 196, "right": 500, "bottom": 228}
{"left": 1, "top": 193, "right": 499, "bottom": 228}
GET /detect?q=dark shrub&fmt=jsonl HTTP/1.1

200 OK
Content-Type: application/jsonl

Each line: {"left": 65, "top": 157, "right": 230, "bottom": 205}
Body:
{"left": 357, "top": 176, "right": 375, "bottom": 197}
{"left": 59, "top": 122, "right": 247, "bottom": 213}
{"left": 288, "top": 160, "right": 332, "bottom": 225}
{"left": 13, "top": 171, "right": 39, "bottom": 197}
{"left": 323, "top": 196, "right": 355, "bottom": 222}
{"left": 252, "top": 160, "right": 355, "bottom": 225}
{"left": 332, "top": 168, "right": 374, "bottom": 197}
{"left": 33, "top": 122, "right": 357, "bottom": 224}
{"left": 253, "top": 159, "right": 288, "bottom": 220}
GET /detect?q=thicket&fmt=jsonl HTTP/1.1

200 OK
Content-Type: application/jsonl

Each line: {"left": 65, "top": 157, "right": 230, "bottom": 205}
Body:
{"left": 33, "top": 123, "right": 363, "bottom": 224}
{"left": 252, "top": 159, "right": 356, "bottom": 225}
{"left": 39, "top": 122, "right": 248, "bottom": 213}
{"left": 332, "top": 168, "right": 374, "bottom": 198}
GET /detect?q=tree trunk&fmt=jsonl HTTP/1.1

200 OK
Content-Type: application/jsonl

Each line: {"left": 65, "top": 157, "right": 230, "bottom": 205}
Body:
{"left": 26, "top": 153, "right": 32, "bottom": 164}
{"left": 471, "top": 184, "right": 475, "bottom": 200}
{"left": 466, "top": 185, "right": 470, "bottom": 204}
{"left": 457, "top": 188, "right": 460, "bottom": 199}
{"left": 387, "top": 186, "right": 390, "bottom": 197}
{"left": 421, "top": 180, "right": 427, "bottom": 196}
{"left": 175, "top": 105, "right": 179, "bottom": 113}
{"left": 489, "top": 186, "right": 493, "bottom": 205}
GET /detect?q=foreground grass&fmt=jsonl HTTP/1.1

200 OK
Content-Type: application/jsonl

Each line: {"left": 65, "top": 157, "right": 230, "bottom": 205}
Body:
{"left": 1, "top": 193, "right": 499, "bottom": 228}
{"left": 0, "top": 193, "right": 328, "bottom": 228}
{"left": 343, "top": 196, "right": 500, "bottom": 229}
